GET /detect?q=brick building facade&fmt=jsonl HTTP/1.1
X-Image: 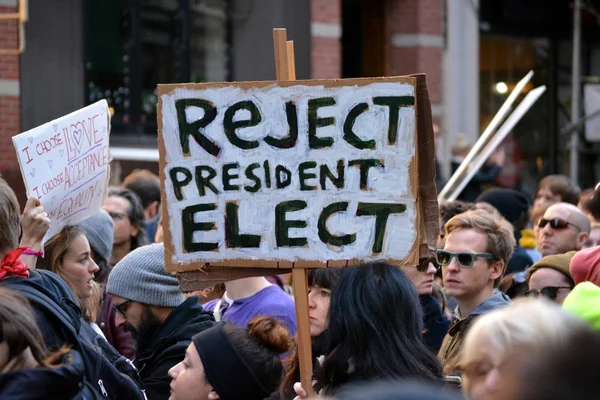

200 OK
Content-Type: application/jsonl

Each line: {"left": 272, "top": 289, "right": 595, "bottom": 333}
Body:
{"left": 0, "top": 0, "right": 445, "bottom": 203}
{"left": 0, "top": 1, "right": 22, "bottom": 198}
{"left": 310, "top": 0, "right": 443, "bottom": 124}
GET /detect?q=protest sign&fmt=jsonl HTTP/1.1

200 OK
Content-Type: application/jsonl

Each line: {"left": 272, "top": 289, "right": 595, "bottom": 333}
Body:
{"left": 158, "top": 77, "right": 427, "bottom": 273}
{"left": 12, "top": 100, "right": 111, "bottom": 247}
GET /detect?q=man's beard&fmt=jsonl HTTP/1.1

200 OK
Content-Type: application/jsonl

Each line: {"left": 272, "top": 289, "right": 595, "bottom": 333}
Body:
{"left": 124, "top": 305, "right": 162, "bottom": 350}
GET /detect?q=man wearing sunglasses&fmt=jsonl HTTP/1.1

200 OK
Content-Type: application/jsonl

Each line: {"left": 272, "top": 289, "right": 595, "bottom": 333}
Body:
{"left": 537, "top": 202, "right": 590, "bottom": 257}
{"left": 436, "top": 209, "right": 514, "bottom": 379}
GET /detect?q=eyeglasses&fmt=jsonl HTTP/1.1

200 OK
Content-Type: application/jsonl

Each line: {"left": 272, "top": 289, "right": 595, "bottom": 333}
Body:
{"left": 537, "top": 218, "right": 580, "bottom": 232}
{"left": 435, "top": 250, "right": 494, "bottom": 268}
{"left": 112, "top": 300, "right": 133, "bottom": 317}
{"left": 417, "top": 257, "right": 439, "bottom": 272}
{"left": 524, "top": 286, "right": 573, "bottom": 301}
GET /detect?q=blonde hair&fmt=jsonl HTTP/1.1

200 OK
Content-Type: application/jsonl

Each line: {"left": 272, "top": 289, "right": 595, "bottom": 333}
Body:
{"left": 461, "top": 298, "right": 587, "bottom": 394}
{"left": 37, "top": 226, "right": 99, "bottom": 323}
{"left": 445, "top": 209, "right": 515, "bottom": 265}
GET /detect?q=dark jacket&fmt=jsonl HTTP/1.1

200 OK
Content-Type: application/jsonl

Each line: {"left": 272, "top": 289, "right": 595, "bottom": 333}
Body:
{"left": 451, "top": 161, "right": 500, "bottom": 203}
{"left": 0, "top": 350, "right": 92, "bottom": 400}
{"left": 135, "top": 296, "right": 216, "bottom": 400}
{"left": 421, "top": 295, "right": 450, "bottom": 354}
{"left": 98, "top": 286, "right": 136, "bottom": 359}
{"left": 506, "top": 232, "right": 534, "bottom": 274}
{"left": 438, "top": 292, "right": 510, "bottom": 377}
{"left": 1, "top": 270, "right": 78, "bottom": 351}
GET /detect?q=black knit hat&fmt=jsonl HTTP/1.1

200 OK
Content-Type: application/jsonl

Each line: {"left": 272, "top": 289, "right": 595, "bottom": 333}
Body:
{"left": 476, "top": 188, "right": 530, "bottom": 225}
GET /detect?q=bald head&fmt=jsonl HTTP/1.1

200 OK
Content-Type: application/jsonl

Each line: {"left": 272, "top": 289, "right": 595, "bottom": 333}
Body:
{"left": 546, "top": 203, "right": 591, "bottom": 234}
{"left": 537, "top": 202, "right": 591, "bottom": 256}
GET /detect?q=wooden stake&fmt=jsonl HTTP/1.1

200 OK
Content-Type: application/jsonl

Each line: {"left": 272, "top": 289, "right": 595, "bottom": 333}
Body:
{"left": 292, "top": 269, "right": 313, "bottom": 396}
{"left": 273, "top": 29, "right": 290, "bottom": 81}
{"left": 273, "top": 28, "right": 313, "bottom": 397}
{"left": 287, "top": 40, "right": 296, "bottom": 80}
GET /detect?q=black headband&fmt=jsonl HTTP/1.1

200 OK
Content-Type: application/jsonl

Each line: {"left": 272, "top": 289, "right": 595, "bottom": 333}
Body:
{"left": 192, "top": 324, "right": 271, "bottom": 400}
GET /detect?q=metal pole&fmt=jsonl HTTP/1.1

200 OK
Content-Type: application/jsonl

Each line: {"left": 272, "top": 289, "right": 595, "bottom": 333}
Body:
{"left": 570, "top": 0, "right": 582, "bottom": 183}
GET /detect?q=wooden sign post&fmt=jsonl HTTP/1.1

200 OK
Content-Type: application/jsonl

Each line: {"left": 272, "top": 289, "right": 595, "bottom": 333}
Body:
{"left": 273, "top": 28, "right": 313, "bottom": 395}
{"left": 157, "top": 27, "right": 441, "bottom": 398}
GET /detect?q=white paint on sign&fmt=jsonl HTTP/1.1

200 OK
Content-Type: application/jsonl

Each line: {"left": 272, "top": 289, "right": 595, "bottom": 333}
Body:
{"left": 12, "top": 100, "right": 111, "bottom": 248}
{"left": 160, "top": 82, "right": 417, "bottom": 263}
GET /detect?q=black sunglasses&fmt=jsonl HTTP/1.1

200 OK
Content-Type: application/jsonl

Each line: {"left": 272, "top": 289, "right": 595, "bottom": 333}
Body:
{"left": 417, "top": 257, "right": 439, "bottom": 272}
{"left": 524, "top": 286, "right": 573, "bottom": 301}
{"left": 538, "top": 218, "right": 580, "bottom": 232}
{"left": 112, "top": 299, "right": 133, "bottom": 317}
{"left": 436, "top": 250, "right": 494, "bottom": 268}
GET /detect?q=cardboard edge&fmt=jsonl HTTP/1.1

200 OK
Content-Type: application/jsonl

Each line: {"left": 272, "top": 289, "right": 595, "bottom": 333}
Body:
{"left": 158, "top": 75, "right": 425, "bottom": 274}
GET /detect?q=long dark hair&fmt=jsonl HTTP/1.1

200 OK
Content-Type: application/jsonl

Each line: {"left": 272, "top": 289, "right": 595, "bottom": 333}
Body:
{"left": 316, "top": 263, "right": 443, "bottom": 394}
{"left": 280, "top": 268, "right": 344, "bottom": 399}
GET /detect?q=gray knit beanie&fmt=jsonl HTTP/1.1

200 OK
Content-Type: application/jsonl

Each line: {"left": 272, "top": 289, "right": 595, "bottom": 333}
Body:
{"left": 77, "top": 211, "right": 114, "bottom": 265}
{"left": 107, "top": 243, "right": 184, "bottom": 307}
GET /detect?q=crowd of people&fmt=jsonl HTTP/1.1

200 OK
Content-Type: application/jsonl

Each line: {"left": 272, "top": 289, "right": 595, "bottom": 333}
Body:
{"left": 1, "top": 167, "right": 600, "bottom": 400}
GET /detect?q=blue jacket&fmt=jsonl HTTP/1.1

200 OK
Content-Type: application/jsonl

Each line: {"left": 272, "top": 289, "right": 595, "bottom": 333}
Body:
{"left": 0, "top": 350, "right": 92, "bottom": 399}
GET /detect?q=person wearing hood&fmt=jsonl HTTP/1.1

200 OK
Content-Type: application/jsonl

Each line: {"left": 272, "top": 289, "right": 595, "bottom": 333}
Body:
{"left": 476, "top": 188, "right": 534, "bottom": 274}
{"left": 436, "top": 209, "right": 513, "bottom": 380}
{"left": 0, "top": 287, "right": 89, "bottom": 400}
{"left": 107, "top": 243, "right": 216, "bottom": 399}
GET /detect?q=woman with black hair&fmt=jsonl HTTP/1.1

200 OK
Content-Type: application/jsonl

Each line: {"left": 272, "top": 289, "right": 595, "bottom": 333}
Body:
{"left": 279, "top": 268, "right": 343, "bottom": 399}
{"left": 168, "top": 316, "right": 291, "bottom": 400}
{"left": 295, "top": 263, "right": 444, "bottom": 397}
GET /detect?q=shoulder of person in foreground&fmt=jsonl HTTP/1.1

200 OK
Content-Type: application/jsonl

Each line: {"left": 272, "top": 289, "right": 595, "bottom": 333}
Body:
{"left": 0, "top": 349, "right": 87, "bottom": 400}
{"left": 332, "top": 380, "right": 464, "bottom": 400}
{"left": 139, "top": 339, "right": 194, "bottom": 399}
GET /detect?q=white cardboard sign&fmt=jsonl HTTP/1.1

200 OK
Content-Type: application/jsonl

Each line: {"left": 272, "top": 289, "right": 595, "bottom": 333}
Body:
{"left": 12, "top": 100, "right": 111, "bottom": 247}
{"left": 159, "top": 79, "right": 418, "bottom": 268}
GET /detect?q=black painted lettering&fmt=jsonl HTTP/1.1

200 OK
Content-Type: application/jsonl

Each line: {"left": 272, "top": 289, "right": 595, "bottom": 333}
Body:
{"left": 225, "top": 202, "right": 261, "bottom": 248}
{"left": 373, "top": 96, "right": 415, "bottom": 145}
{"left": 264, "top": 161, "right": 272, "bottom": 189}
{"left": 244, "top": 163, "right": 262, "bottom": 193}
{"left": 175, "top": 99, "right": 220, "bottom": 157}
{"left": 222, "top": 163, "right": 240, "bottom": 191}
{"left": 194, "top": 165, "right": 219, "bottom": 196}
{"left": 275, "top": 165, "right": 292, "bottom": 189}
{"left": 182, "top": 203, "right": 219, "bottom": 252}
{"left": 349, "top": 159, "right": 382, "bottom": 190}
{"left": 318, "top": 202, "right": 356, "bottom": 246}
{"left": 169, "top": 167, "right": 192, "bottom": 201}
{"left": 343, "top": 103, "right": 375, "bottom": 149}
{"left": 275, "top": 200, "right": 308, "bottom": 247}
{"left": 299, "top": 161, "right": 318, "bottom": 191}
{"left": 320, "top": 160, "right": 345, "bottom": 190}
{"left": 265, "top": 101, "right": 298, "bottom": 149}
{"left": 223, "top": 100, "right": 261, "bottom": 149}
{"left": 308, "top": 97, "right": 336, "bottom": 149}
{"left": 356, "top": 202, "right": 407, "bottom": 253}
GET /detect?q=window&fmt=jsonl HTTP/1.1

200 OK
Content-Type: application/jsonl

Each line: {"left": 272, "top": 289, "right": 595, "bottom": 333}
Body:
{"left": 84, "top": 0, "right": 228, "bottom": 138}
